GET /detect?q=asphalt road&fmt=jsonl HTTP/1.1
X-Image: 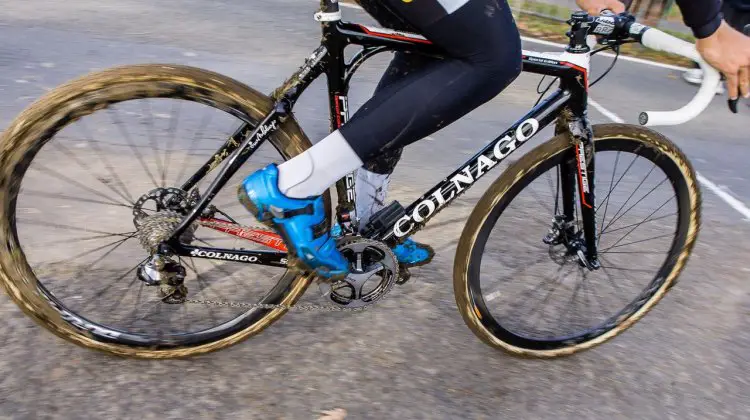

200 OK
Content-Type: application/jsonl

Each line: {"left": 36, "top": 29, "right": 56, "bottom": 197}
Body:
{"left": 1, "top": 1, "right": 749, "bottom": 419}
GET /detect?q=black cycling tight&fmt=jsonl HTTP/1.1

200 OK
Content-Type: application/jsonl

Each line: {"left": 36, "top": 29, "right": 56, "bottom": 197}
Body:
{"left": 344, "top": 0, "right": 523, "bottom": 174}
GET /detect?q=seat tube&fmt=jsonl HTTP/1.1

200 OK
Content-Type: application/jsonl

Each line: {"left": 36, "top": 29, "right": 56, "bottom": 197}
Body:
{"left": 317, "top": 2, "right": 355, "bottom": 232}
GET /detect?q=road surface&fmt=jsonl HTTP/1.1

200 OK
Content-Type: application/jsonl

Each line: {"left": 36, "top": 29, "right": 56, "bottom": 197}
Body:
{"left": 1, "top": 1, "right": 749, "bottom": 419}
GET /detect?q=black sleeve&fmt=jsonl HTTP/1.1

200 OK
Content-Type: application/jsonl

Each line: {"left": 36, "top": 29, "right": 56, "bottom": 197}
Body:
{"left": 674, "top": 0, "right": 723, "bottom": 39}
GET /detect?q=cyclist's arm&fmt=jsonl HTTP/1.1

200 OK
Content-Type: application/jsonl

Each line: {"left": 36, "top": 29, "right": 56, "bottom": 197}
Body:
{"left": 674, "top": 0, "right": 723, "bottom": 38}
{"left": 675, "top": 0, "right": 750, "bottom": 100}
{"left": 577, "top": 0, "right": 749, "bottom": 99}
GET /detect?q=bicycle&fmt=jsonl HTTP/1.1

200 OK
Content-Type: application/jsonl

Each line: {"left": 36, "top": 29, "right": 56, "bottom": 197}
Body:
{"left": 0, "top": 1, "right": 723, "bottom": 359}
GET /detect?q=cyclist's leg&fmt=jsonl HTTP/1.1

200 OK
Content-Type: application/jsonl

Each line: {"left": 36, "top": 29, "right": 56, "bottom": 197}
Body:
{"left": 338, "top": 0, "right": 522, "bottom": 161}
{"left": 353, "top": 0, "right": 430, "bottom": 182}
{"left": 356, "top": 52, "right": 430, "bottom": 226}
{"left": 356, "top": 0, "right": 418, "bottom": 32}
{"left": 240, "top": 0, "right": 522, "bottom": 277}
{"left": 280, "top": 0, "right": 521, "bottom": 196}
{"left": 354, "top": 52, "right": 438, "bottom": 266}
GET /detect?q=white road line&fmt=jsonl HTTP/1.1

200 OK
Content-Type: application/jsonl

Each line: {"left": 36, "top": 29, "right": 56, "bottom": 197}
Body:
{"left": 340, "top": 3, "right": 362, "bottom": 9}
{"left": 588, "top": 98, "right": 625, "bottom": 123}
{"left": 695, "top": 174, "right": 750, "bottom": 221}
{"left": 339, "top": 2, "right": 689, "bottom": 71}
{"left": 588, "top": 98, "right": 750, "bottom": 221}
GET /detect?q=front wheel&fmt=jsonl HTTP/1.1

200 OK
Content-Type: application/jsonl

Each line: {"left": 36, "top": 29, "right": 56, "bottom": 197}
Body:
{"left": 453, "top": 124, "right": 701, "bottom": 358}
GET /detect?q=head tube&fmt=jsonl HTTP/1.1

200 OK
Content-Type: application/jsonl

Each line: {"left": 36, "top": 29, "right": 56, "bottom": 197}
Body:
{"left": 317, "top": 0, "right": 342, "bottom": 22}
{"left": 321, "top": 0, "right": 341, "bottom": 14}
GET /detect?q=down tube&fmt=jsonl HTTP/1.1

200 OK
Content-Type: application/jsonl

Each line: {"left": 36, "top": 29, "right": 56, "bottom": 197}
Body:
{"left": 377, "top": 89, "right": 571, "bottom": 244}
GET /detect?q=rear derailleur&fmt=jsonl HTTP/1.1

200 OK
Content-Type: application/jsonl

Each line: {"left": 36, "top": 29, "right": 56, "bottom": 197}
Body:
{"left": 137, "top": 255, "right": 188, "bottom": 304}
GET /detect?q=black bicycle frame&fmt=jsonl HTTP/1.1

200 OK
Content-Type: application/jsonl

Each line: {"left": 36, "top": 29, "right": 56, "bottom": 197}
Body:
{"left": 163, "top": 0, "right": 600, "bottom": 267}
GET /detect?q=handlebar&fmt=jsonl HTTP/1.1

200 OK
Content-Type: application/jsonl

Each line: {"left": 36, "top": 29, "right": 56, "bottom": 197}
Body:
{"left": 636, "top": 28, "right": 721, "bottom": 126}
{"left": 583, "top": 12, "right": 722, "bottom": 127}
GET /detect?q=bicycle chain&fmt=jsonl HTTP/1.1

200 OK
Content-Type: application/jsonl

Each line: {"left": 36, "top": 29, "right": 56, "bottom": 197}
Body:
{"left": 183, "top": 298, "right": 369, "bottom": 312}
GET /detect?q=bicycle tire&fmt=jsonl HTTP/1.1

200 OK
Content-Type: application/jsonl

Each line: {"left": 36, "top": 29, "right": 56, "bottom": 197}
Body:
{"left": 0, "top": 64, "right": 331, "bottom": 359}
{"left": 453, "top": 123, "right": 701, "bottom": 358}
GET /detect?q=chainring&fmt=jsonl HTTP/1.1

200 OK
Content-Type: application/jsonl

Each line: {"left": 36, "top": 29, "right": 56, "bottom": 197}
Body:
{"left": 318, "top": 236, "right": 400, "bottom": 309}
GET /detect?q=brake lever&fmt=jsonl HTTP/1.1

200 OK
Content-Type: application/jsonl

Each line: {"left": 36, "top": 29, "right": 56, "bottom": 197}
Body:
{"left": 727, "top": 24, "right": 750, "bottom": 114}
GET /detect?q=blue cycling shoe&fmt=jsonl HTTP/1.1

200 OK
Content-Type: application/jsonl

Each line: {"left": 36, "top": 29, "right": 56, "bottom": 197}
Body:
{"left": 330, "top": 225, "right": 435, "bottom": 268}
{"left": 238, "top": 164, "right": 349, "bottom": 280}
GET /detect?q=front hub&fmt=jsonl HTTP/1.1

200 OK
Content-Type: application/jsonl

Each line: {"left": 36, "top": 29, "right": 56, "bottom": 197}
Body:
{"left": 543, "top": 216, "right": 599, "bottom": 271}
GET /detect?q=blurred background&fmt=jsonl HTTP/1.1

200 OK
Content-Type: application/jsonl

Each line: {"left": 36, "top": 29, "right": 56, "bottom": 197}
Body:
{"left": 0, "top": 1, "right": 748, "bottom": 419}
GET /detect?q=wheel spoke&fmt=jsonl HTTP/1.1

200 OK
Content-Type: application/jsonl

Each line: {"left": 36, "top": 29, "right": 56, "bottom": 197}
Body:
{"left": 597, "top": 151, "right": 620, "bottom": 242}
{"left": 21, "top": 189, "right": 133, "bottom": 209}
{"left": 76, "top": 120, "right": 137, "bottom": 204}
{"left": 598, "top": 232, "right": 675, "bottom": 252}
{"left": 140, "top": 101, "right": 167, "bottom": 188}
{"left": 27, "top": 231, "right": 136, "bottom": 248}
{"left": 161, "top": 100, "right": 182, "bottom": 187}
{"left": 30, "top": 164, "right": 130, "bottom": 208}
{"left": 51, "top": 135, "right": 135, "bottom": 205}
{"left": 600, "top": 163, "right": 659, "bottom": 233}
{"left": 108, "top": 108, "right": 159, "bottom": 189}
{"left": 601, "top": 177, "right": 671, "bottom": 234}
{"left": 174, "top": 113, "right": 213, "bottom": 186}
{"left": 603, "top": 194, "right": 675, "bottom": 251}
{"left": 44, "top": 233, "right": 136, "bottom": 267}
{"left": 18, "top": 219, "right": 128, "bottom": 237}
{"left": 601, "top": 212, "right": 676, "bottom": 236}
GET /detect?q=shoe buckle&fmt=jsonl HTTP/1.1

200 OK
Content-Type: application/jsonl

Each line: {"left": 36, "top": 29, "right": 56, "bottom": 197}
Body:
{"left": 269, "top": 205, "right": 286, "bottom": 219}
{"left": 269, "top": 204, "right": 315, "bottom": 219}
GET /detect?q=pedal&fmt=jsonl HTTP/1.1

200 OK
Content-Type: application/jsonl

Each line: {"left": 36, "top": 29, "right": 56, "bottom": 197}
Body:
{"left": 360, "top": 201, "right": 407, "bottom": 237}
{"left": 396, "top": 266, "right": 412, "bottom": 285}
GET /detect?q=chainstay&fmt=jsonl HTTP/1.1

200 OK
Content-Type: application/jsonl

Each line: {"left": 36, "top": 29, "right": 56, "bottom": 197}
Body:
{"left": 183, "top": 237, "right": 399, "bottom": 312}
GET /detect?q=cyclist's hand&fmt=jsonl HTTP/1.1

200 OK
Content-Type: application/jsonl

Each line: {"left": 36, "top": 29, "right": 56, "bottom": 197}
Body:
{"left": 575, "top": 0, "right": 625, "bottom": 16}
{"left": 696, "top": 21, "right": 750, "bottom": 100}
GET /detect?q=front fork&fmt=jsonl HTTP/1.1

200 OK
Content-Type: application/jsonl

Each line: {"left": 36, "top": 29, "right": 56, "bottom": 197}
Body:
{"left": 556, "top": 113, "right": 600, "bottom": 268}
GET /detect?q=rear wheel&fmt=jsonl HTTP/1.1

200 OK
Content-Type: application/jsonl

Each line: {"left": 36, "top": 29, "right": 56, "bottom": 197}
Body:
{"left": 453, "top": 124, "right": 701, "bottom": 357}
{"left": 0, "top": 64, "right": 330, "bottom": 358}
